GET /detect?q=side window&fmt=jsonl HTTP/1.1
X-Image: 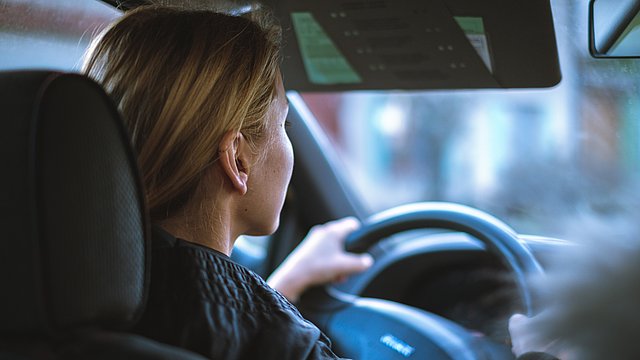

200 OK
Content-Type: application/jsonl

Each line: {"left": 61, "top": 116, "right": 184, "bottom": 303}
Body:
{"left": 0, "top": 0, "right": 120, "bottom": 71}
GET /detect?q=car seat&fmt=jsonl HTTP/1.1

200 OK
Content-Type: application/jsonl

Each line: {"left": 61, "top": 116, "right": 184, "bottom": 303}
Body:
{"left": 0, "top": 70, "right": 206, "bottom": 359}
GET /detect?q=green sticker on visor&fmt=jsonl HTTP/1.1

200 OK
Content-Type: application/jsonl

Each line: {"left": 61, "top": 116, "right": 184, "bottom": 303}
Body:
{"left": 454, "top": 16, "right": 486, "bottom": 35}
{"left": 291, "top": 12, "right": 362, "bottom": 85}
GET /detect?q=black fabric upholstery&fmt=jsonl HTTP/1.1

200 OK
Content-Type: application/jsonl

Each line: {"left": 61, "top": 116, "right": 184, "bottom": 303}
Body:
{"left": 0, "top": 71, "right": 149, "bottom": 335}
{"left": 58, "top": 332, "right": 209, "bottom": 360}
{"left": 0, "top": 332, "right": 208, "bottom": 360}
{"left": 0, "top": 70, "right": 210, "bottom": 359}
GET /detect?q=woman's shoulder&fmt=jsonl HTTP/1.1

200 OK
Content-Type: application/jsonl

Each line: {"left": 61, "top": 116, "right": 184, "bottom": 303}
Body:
{"left": 150, "top": 225, "right": 299, "bottom": 315}
{"left": 140, "top": 226, "right": 339, "bottom": 359}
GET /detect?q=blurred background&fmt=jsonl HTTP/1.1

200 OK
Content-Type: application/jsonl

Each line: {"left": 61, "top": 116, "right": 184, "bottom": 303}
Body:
{"left": 302, "top": 1, "right": 640, "bottom": 238}
{"left": 2, "top": 0, "right": 639, "bottom": 239}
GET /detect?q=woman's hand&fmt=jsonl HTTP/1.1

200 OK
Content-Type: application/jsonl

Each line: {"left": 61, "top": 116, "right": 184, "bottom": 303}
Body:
{"left": 510, "top": 313, "right": 572, "bottom": 360}
{"left": 510, "top": 313, "right": 548, "bottom": 357}
{"left": 267, "top": 217, "right": 374, "bottom": 303}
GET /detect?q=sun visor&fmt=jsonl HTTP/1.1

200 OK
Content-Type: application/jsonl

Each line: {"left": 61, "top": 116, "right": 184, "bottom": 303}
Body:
{"left": 271, "top": 0, "right": 561, "bottom": 91}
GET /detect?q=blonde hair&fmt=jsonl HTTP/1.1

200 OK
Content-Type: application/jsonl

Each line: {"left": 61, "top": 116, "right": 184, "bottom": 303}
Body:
{"left": 83, "top": 6, "right": 281, "bottom": 220}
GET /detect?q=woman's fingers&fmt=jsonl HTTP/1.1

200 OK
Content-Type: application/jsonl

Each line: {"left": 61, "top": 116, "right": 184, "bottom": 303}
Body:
{"left": 267, "top": 216, "right": 374, "bottom": 302}
{"left": 333, "top": 253, "right": 374, "bottom": 276}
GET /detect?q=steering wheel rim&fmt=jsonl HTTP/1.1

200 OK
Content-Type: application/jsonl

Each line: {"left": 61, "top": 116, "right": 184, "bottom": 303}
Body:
{"left": 344, "top": 202, "right": 544, "bottom": 316}
{"left": 299, "top": 202, "right": 545, "bottom": 359}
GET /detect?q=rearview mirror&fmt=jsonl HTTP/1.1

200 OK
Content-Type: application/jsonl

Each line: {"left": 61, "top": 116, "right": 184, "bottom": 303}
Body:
{"left": 589, "top": 0, "right": 640, "bottom": 58}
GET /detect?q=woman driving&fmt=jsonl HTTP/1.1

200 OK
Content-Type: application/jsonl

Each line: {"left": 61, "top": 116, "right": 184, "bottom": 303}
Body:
{"left": 83, "top": 5, "right": 557, "bottom": 360}
{"left": 83, "top": 6, "right": 371, "bottom": 358}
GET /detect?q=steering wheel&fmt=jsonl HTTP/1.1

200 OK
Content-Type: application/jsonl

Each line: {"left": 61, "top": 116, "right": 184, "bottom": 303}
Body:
{"left": 298, "top": 202, "right": 544, "bottom": 360}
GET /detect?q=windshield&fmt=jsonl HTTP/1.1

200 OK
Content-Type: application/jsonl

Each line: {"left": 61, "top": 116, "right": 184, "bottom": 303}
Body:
{"left": 301, "top": 0, "right": 640, "bottom": 238}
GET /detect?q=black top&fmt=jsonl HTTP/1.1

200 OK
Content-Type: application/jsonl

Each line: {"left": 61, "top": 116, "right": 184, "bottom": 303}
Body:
{"left": 134, "top": 226, "right": 340, "bottom": 360}
{"left": 135, "top": 226, "right": 558, "bottom": 360}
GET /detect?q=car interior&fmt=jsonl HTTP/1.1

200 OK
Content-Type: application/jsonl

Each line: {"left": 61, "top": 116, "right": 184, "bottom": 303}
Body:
{"left": 1, "top": 0, "right": 639, "bottom": 359}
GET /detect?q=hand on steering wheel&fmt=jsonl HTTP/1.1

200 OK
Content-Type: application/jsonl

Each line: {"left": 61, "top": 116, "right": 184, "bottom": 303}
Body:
{"left": 299, "top": 202, "right": 545, "bottom": 360}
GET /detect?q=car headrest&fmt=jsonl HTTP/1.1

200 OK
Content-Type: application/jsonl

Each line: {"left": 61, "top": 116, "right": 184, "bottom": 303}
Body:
{"left": 0, "top": 71, "right": 149, "bottom": 336}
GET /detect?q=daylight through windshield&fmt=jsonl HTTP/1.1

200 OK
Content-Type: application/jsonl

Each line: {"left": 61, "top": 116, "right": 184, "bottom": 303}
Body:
{"left": 302, "top": 0, "right": 640, "bottom": 238}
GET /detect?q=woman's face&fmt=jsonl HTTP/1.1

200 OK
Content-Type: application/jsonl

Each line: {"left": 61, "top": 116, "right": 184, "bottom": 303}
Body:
{"left": 241, "top": 73, "right": 293, "bottom": 235}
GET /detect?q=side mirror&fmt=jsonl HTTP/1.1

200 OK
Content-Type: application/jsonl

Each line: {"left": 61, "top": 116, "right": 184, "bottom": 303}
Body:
{"left": 589, "top": 0, "right": 640, "bottom": 58}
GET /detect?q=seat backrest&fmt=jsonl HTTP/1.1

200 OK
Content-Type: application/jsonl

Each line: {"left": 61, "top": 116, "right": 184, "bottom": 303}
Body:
{"left": 0, "top": 71, "right": 205, "bottom": 359}
{"left": 0, "top": 70, "right": 148, "bottom": 335}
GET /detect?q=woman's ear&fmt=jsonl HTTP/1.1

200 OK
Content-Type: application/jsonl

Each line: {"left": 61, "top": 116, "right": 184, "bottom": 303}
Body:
{"left": 218, "top": 130, "right": 250, "bottom": 195}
